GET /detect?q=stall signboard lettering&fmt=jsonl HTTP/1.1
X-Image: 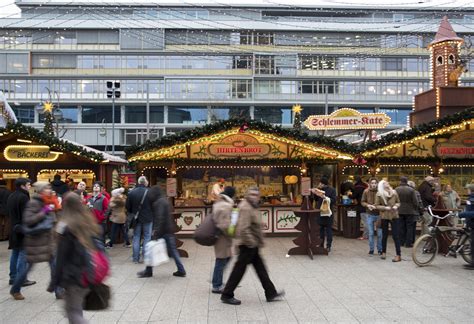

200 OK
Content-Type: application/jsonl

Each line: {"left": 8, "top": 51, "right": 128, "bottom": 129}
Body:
{"left": 4, "top": 145, "right": 61, "bottom": 162}
{"left": 166, "top": 178, "right": 177, "bottom": 197}
{"left": 304, "top": 108, "right": 391, "bottom": 130}
{"left": 435, "top": 130, "right": 474, "bottom": 159}
{"left": 208, "top": 134, "right": 271, "bottom": 158}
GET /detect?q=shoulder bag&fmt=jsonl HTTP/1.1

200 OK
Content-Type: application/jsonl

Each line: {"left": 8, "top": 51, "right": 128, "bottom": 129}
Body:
{"left": 128, "top": 189, "right": 148, "bottom": 230}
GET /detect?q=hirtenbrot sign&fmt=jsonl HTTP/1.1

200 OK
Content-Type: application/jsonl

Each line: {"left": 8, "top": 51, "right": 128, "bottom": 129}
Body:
{"left": 304, "top": 108, "right": 391, "bottom": 130}
{"left": 435, "top": 130, "right": 474, "bottom": 158}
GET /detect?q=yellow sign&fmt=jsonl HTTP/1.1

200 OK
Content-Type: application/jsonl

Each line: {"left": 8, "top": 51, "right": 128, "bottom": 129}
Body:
{"left": 208, "top": 134, "right": 271, "bottom": 158}
{"left": 4, "top": 145, "right": 61, "bottom": 162}
{"left": 304, "top": 108, "right": 391, "bottom": 130}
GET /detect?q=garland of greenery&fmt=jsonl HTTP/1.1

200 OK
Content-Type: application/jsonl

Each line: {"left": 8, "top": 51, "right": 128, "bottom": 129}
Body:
{"left": 125, "top": 118, "right": 358, "bottom": 157}
{"left": 139, "top": 157, "right": 331, "bottom": 166}
{"left": 1, "top": 123, "right": 104, "bottom": 162}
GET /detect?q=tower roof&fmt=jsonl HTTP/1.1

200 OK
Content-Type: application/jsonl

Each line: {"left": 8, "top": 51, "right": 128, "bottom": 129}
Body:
{"left": 429, "top": 16, "right": 463, "bottom": 47}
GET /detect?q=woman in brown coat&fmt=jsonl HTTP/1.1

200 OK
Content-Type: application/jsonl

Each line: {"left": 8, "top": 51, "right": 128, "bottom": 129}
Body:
{"left": 211, "top": 186, "right": 236, "bottom": 294}
{"left": 375, "top": 180, "right": 402, "bottom": 262}
{"left": 10, "top": 182, "right": 59, "bottom": 300}
{"left": 107, "top": 188, "right": 130, "bottom": 247}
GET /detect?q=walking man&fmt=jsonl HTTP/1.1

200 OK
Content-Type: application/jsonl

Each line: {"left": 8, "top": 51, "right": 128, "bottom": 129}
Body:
{"left": 221, "top": 187, "right": 284, "bottom": 305}
{"left": 395, "top": 177, "right": 419, "bottom": 248}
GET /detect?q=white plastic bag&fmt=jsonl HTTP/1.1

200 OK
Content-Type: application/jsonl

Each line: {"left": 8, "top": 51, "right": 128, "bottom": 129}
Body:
{"left": 144, "top": 239, "right": 169, "bottom": 267}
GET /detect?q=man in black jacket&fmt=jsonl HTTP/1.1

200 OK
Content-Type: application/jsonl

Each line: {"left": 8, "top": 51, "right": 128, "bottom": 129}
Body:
{"left": 50, "top": 174, "right": 69, "bottom": 197}
{"left": 418, "top": 176, "right": 437, "bottom": 234}
{"left": 126, "top": 176, "right": 153, "bottom": 264}
{"left": 6, "top": 178, "right": 35, "bottom": 287}
{"left": 312, "top": 177, "right": 337, "bottom": 252}
{"left": 395, "top": 177, "right": 419, "bottom": 247}
{"left": 137, "top": 186, "right": 186, "bottom": 278}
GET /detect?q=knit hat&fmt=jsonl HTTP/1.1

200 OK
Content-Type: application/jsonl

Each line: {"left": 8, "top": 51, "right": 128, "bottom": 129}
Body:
{"left": 222, "top": 186, "right": 236, "bottom": 199}
{"left": 33, "top": 181, "right": 51, "bottom": 193}
{"left": 111, "top": 187, "right": 125, "bottom": 197}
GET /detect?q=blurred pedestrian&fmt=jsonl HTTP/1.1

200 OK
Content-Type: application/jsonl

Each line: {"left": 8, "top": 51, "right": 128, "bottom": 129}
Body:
{"left": 211, "top": 186, "right": 236, "bottom": 293}
{"left": 137, "top": 185, "right": 186, "bottom": 278}
{"left": 54, "top": 192, "right": 102, "bottom": 323}
{"left": 440, "top": 184, "right": 461, "bottom": 226}
{"left": 51, "top": 174, "right": 69, "bottom": 197}
{"left": 395, "top": 177, "right": 419, "bottom": 248}
{"left": 221, "top": 187, "right": 284, "bottom": 305}
{"left": 376, "top": 180, "right": 401, "bottom": 262}
{"left": 408, "top": 180, "right": 423, "bottom": 243}
{"left": 107, "top": 188, "right": 130, "bottom": 248}
{"left": 312, "top": 177, "right": 337, "bottom": 252}
{"left": 361, "top": 178, "right": 382, "bottom": 256}
{"left": 6, "top": 178, "right": 36, "bottom": 288}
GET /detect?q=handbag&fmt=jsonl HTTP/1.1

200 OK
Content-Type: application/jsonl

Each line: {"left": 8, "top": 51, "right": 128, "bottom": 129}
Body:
{"left": 83, "top": 283, "right": 111, "bottom": 311}
{"left": 320, "top": 197, "right": 332, "bottom": 217}
{"left": 22, "top": 215, "right": 54, "bottom": 235}
{"left": 127, "top": 189, "right": 148, "bottom": 230}
{"left": 144, "top": 239, "right": 170, "bottom": 267}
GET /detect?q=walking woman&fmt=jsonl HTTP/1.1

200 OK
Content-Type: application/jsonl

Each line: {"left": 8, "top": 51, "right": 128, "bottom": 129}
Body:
{"left": 375, "top": 180, "right": 402, "bottom": 262}
{"left": 54, "top": 193, "right": 101, "bottom": 323}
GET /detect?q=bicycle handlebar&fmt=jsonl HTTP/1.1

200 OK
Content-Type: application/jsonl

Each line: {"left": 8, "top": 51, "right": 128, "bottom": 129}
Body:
{"left": 426, "top": 206, "right": 458, "bottom": 219}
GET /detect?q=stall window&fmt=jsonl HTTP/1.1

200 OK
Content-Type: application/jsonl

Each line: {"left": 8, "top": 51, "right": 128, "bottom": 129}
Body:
{"left": 377, "top": 166, "right": 432, "bottom": 188}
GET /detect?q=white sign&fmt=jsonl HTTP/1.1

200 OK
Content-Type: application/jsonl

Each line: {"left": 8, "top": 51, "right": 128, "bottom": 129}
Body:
{"left": 301, "top": 177, "right": 311, "bottom": 196}
{"left": 166, "top": 178, "right": 177, "bottom": 197}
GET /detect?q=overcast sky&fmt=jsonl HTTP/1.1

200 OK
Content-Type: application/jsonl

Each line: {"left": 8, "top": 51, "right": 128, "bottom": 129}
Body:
{"left": 1, "top": 0, "right": 472, "bottom": 18}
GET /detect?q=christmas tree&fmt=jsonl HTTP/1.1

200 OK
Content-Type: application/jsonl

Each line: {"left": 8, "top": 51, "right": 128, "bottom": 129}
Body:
{"left": 43, "top": 101, "right": 55, "bottom": 136}
{"left": 292, "top": 104, "right": 303, "bottom": 131}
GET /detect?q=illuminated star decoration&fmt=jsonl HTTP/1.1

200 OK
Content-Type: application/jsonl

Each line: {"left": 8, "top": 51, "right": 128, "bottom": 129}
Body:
{"left": 43, "top": 101, "right": 54, "bottom": 113}
{"left": 292, "top": 104, "right": 302, "bottom": 114}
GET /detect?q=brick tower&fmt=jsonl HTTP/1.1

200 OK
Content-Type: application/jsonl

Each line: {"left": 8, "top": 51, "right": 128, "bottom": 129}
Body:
{"left": 429, "top": 16, "right": 464, "bottom": 88}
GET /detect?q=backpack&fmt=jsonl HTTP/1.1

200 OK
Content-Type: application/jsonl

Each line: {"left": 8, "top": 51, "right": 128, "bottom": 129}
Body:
{"left": 194, "top": 213, "right": 220, "bottom": 246}
{"left": 82, "top": 237, "right": 110, "bottom": 287}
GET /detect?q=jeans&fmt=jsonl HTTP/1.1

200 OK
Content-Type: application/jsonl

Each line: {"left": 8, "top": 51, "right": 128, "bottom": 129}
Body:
{"left": 399, "top": 214, "right": 416, "bottom": 246}
{"left": 64, "top": 285, "right": 89, "bottom": 324}
{"left": 367, "top": 214, "right": 382, "bottom": 253}
{"left": 9, "top": 248, "right": 28, "bottom": 282}
{"left": 421, "top": 211, "right": 433, "bottom": 235}
{"left": 212, "top": 257, "right": 230, "bottom": 289}
{"left": 163, "top": 234, "right": 186, "bottom": 273}
{"left": 11, "top": 258, "right": 56, "bottom": 294}
{"left": 132, "top": 222, "right": 152, "bottom": 262}
{"left": 381, "top": 219, "right": 401, "bottom": 256}
{"left": 110, "top": 223, "right": 130, "bottom": 246}
{"left": 222, "top": 246, "right": 277, "bottom": 300}
{"left": 360, "top": 213, "right": 369, "bottom": 238}
{"left": 319, "top": 223, "right": 333, "bottom": 248}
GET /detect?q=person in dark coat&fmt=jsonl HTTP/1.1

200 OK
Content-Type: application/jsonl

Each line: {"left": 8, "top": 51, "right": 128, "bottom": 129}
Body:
{"left": 6, "top": 178, "right": 35, "bottom": 287}
{"left": 137, "top": 185, "right": 186, "bottom": 278}
{"left": 395, "top": 177, "right": 419, "bottom": 248}
{"left": 0, "top": 180, "right": 12, "bottom": 240}
{"left": 418, "top": 176, "right": 437, "bottom": 234}
{"left": 126, "top": 176, "right": 153, "bottom": 263}
{"left": 352, "top": 177, "right": 368, "bottom": 240}
{"left": 50, "top": 174, "right": 69, "bottom": 197}
{"left": 312, "top": 177, "right": 337, "bottom": 252}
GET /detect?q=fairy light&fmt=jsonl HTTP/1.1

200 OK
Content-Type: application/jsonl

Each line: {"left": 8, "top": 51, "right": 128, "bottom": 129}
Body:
{"left": 436, "top": 87, "right": 440, "bottom": 119}
{"left": 342, "top": 165, "right": 370, "bottom": 175}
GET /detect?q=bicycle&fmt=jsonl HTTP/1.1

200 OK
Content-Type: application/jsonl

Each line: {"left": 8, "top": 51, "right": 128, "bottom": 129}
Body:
{"left": 412, "top": 206, "right": 471, "bottom": 267}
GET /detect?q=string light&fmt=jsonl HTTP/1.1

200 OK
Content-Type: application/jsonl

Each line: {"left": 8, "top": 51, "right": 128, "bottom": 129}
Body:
{"left": 342, "top": 165, "right": 370, "bottom": 175}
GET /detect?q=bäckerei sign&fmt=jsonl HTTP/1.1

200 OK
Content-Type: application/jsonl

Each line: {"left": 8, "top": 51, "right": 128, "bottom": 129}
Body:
{"left": 4, "top": 145, "right": 61, "bottom": 162}
{"left": 435, "top": 130, "right": 474, "bottom": 158}
{"left": 304, "top": 108, "right": 391, "bottom": 130}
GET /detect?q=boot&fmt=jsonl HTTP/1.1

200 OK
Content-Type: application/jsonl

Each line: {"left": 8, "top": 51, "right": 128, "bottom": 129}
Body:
{"left": 392, "top": 255, "right": 401, "bottom": 262}
{"left": 137, "top": 266, "right": 153, "bottom": 278}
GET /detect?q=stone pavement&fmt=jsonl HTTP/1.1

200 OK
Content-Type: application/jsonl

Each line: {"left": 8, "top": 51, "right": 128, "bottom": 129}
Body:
{"left": 0, "top": 236, "right": 473, "bottom": 324}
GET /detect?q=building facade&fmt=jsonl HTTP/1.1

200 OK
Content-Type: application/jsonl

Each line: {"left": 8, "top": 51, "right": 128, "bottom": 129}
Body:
{"left": 1, "top": 0, "right": 473, "bottom": 153}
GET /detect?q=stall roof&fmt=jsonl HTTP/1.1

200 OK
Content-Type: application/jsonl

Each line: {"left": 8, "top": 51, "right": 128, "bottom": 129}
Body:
{"left": 63, "top": 139, "right": 127, "bottom": 164}
{"left": 0, "top": 92, "right": 18, "bottom": 127}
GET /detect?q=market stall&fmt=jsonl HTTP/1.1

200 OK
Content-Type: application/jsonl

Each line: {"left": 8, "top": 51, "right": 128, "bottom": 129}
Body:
{"left": 127, "top": 119, "right": 355, "bottom": 234}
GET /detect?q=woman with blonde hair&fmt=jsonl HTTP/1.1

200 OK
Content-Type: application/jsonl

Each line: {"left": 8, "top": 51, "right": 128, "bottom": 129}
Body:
{"left": 375, "top": 180, "right": 402, "bottom": 262}
{"left": 54, "top": 192, "right": 101, "bottom": 323}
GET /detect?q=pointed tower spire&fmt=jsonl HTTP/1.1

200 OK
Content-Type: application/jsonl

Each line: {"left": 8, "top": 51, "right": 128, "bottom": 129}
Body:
{"left": 429, "top": 16, "right": 463, "bottom": 47}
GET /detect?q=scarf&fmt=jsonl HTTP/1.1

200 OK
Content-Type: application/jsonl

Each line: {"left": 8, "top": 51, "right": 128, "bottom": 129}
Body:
{"left": 41, "top": 193, "right": 61, "bottom": 211}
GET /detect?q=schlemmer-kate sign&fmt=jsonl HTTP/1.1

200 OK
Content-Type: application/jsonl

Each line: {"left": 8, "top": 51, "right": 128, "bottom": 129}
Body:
{"left": 4, "top": 145, "right": 62, "bottom": 162}
{"left": 304, "top": 108, "right": 391, "bottom": 130}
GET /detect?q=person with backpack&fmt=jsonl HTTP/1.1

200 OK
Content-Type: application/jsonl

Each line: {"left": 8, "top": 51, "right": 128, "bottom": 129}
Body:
{"left": 211, "top": 186, "right": 236, "bottom": 294}
{"left": 54, "top": 192, "right": 104, "bottom": 323}
{"left": 137, "top": 185, "right": 186, "bottom": 278}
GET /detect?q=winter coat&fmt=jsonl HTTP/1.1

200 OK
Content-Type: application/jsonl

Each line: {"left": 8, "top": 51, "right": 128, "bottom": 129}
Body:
{"left": 126, "top": 185, "right": 153, "bottom": 224}
{"left": 395, "top": 184, "right": 419, "bottom": 215}
{"left": 23, "top": 195, "right": 56, "bottom": 263}
{"left": 0, "top": 185, "right": 12, "bottom": 216}
{"left": 109, "top": 195, "right": 127, "bottom": 224}
{"left": 211, "top": 194, "right": 234, "bottom": 259}
{"left": 418, "top": 181, "right": 436, "bottom": 207}
{"left": 150, "top": 191, "right": 174, "bottom": 239}
{"left": 51, "top": 179, "right": 69, "bottom": 197}
{"left": 235, "top": 199, "right": 264, "bottom": 248}
{"left": 353, "top": 182, "right": 368, "bottom": 213}
{"left": 54, "top": 223, "right": 88, "bottom": 288}
{"left": 86, "top": 193, "right": 109, "bottom": 224}
{"left": 7, "top": 188, "right": 30, "bottom": 249}
{"left": 361, "top": 188, "right": 379, "bottom": 215}
{"left": 375, "top": 191, "right": 401, "bottom": 220}
{"left": 314, "top": 185, "right": 337, "bottom": 226}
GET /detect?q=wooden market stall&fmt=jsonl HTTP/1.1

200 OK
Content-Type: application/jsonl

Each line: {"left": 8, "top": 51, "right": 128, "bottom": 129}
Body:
{"left": 126, "top": 119, "right": 356, "bottom": 235}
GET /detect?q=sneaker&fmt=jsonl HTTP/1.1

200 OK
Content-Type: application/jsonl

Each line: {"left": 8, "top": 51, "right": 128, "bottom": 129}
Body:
{"left": 173, "top": 271, "right": 186, "bottom": 277}
{"left": 392, "top": 255, "right": 402, "bottom": 262}
{"left": 10, "top": 292, "right": 25, "bottom": 300}
{"left": 267, "top": 290, "right": 285, "bottom": 302}
{"left": 221, "top": 296, "right": 241, "bottom": 305}
{"left": 212, "top": 287, "right": 223, "bottom": 294}
{"left": 137, "top": 270, "right": 153, "bottom": 278}
{"left": 22, "top": 280, "right": 36, "bottom": 287}
{"left": 368, "top": 251, "right": 374, "bottom": 256}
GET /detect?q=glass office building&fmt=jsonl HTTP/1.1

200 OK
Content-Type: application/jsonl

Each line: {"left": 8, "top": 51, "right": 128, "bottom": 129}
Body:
{"left": 1, "top": 1, "right": 473, "bottom": 152}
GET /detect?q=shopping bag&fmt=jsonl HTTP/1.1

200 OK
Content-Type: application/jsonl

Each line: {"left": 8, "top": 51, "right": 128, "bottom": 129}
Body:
{"left": 320, "top": 197, "right": 332, "bottom": 217}
{"left": 144, "top": 239, "right": 169, "bottom": 267}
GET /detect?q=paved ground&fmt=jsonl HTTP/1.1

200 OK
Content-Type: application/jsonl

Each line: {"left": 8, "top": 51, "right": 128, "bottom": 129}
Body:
{"left": 0, "top": 236, "right": 473, "bottom": 324}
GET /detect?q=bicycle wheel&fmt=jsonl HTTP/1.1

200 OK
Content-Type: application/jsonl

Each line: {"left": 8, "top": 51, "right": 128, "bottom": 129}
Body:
{"left": 459, "top": 233, "right": 472, "bottom": 264}
{"left": 412, "top": 234, "right": 438, "bottom": 267}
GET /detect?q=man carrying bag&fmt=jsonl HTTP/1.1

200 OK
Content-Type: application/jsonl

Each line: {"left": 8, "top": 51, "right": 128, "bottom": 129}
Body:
{"left": 125, "top": 176, "right": 152, "bottom": 264}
